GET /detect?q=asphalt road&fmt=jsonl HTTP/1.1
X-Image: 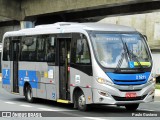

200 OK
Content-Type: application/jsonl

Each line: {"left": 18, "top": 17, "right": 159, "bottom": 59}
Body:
{"left": 0, "top": 82, "right": 160, "bottom": 120}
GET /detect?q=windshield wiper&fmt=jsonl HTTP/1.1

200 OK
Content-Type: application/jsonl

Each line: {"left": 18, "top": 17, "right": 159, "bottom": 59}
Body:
{"left": 115, "top": 39, "right": 129, "bottom": 72}
{"left": 115, "top": 52, "right": 125, "bottom": 72}
{"left": 124, "top": 43, "right": 144, "bottom": 70}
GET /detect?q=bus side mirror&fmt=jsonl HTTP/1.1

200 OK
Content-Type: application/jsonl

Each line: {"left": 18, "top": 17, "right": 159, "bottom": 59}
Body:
{"left": 143, "top": 35, "right": 148, "bottom": 41}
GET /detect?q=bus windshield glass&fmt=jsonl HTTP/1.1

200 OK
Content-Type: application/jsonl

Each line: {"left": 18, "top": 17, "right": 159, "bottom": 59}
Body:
{"left": 90, "top": 33, "right": 151, "bottom": 69}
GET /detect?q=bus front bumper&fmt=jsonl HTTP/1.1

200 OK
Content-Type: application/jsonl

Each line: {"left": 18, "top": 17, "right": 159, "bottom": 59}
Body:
{"left": 92, "top": 82, "right": 155, "bottom": 105}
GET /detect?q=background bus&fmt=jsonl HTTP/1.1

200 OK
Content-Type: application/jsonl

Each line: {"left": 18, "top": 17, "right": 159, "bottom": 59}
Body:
{"left": 1, "top": 22, "right": 155, "bottom": 111}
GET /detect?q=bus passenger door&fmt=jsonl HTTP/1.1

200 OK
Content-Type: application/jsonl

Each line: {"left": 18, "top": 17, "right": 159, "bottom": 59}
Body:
{"left": 59, "top": 38, "right": 71, "bottom": 100}
{"left": 11, "top": 40, "right": 20, "bottom": 93}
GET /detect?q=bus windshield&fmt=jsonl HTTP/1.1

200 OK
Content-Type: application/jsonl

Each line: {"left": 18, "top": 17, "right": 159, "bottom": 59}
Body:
{"left": 90, "top": 32, "right": 151, "bottom": 69}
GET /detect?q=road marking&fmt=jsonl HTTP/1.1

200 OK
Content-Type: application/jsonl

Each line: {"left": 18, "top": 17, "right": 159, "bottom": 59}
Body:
{"left": 138, "top": 108, "right": 156, "bottom": 112}
{"left": 38, "top": 107, "right": 75, "bottom": 111}
{"left": 38, "top": 108, "right": 61, "bottom": 111}
{"left": 20, "top": 104, "right": 33, "bottom": 107}
{"left": 83, "top": 117, "right": 108, "bottom": 120}
{"left": 5, "top": 102, "right": 16, "bottom": 104}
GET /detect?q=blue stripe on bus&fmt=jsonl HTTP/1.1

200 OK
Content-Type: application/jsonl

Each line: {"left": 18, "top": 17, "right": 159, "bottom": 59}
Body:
{"left": 2, "top": 69, "right": 38, "bottom": 88}
{"left": 2, "top": 79, "right": 10, "bottom": 85}
{"left": 2, "top": 69, "right": 10, "bottom": 85}
{"left": 106, "top": 72, "right": 150, "bottom": 85}
{"left": 19, "top": 70, "right": 38, "bottom": 88}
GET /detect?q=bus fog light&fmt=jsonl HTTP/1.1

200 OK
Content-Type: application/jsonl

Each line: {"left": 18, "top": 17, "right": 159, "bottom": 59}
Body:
{"left": 99, "top": 97, "right": 104, "bottom": 102}
{"left": 98, "top": 90, "right": 109, "bottom": 97}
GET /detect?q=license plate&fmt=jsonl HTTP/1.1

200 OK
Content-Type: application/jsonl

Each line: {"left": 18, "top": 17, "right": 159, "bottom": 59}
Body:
{"left": 125, "top": 92, "right": 137, "bottom": 98}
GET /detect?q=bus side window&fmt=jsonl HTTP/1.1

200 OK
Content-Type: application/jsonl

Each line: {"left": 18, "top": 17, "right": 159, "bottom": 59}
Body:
{"left": 76, "top": 34, "right": 91, "bottom": 64}
{"left": 46, "top": 36, "right": 55, "bottom": 64}
{"left": 3, "top": 38, "right": 10, "bottom": 61}
{"left": 20, "top": 36, "right": 37, "bottom": 61}
{"left": 37, "top": 36, "right": 46, "bottom": 61}
{"left": 36, "top": 35, "right": 55, "bottom": 64}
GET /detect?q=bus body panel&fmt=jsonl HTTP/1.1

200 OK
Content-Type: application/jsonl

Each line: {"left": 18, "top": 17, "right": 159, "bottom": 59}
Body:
{"left": 70, "top": 67, "right": 93, "bottom": 104}
{"left": 18, "top": 61, "right": 58, "bottom": 100}
{"left": 46, "top": 84, "right": 57, "bottom": 100}
{"left": 2, "top": 61, "right": 17, "bottom": 94}
{"left": 2, "top": 61, "right": 11, "bottom": 92}
{"left": 70, "top": 86, "right": 93, "bottom": 104}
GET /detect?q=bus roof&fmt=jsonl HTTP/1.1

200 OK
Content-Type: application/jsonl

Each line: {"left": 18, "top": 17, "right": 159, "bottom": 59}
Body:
{"left": 4, "top": 22, "right": 137, "bottom": 37}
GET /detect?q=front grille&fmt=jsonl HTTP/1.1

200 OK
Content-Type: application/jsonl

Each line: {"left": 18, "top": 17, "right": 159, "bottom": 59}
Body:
{"left": 113, "top": 79, "right": 147, "bottom": 85}
{"left": 106, "top": 72, "right": 150, "bottom": 86}
{"left": 114, "top": 79, "right": 145, "bottom": 82}
{"left": 112, "top": 95, "right": 147, "bottom": 101}
{"left": 119, "top": 89, "right": 141, "bottom": 92}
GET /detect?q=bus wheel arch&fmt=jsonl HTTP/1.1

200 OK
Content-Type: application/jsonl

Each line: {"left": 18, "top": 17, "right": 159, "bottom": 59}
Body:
{"left": 73, "top": 87, "right": 89, "bottom": 111}
{"left": 24, "top": 82, "right": 35, "bottom": 103}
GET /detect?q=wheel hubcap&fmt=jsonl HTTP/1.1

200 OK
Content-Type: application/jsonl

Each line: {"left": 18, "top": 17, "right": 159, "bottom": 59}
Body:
{"left": 27, "top": 87, "right": 32, "bottom": 100}
{"left": 78, "top": 95, "right": 85, "bottom": 108}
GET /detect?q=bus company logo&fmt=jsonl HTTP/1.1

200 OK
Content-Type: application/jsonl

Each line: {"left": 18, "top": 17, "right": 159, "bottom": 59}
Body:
{"left": 5, "top": 69, "right": 8, "bottom": 77}
{"left": 24, "top": 71, "right": 29, "bottom": 81}
{"left": 75, "top": 75, "right": 80, "bottom": 84}
{"left": 26, "top": 71, "right": 28, "bottom": 77}
{"left": 128, "top": 86, "right": 134, "bottom": 90}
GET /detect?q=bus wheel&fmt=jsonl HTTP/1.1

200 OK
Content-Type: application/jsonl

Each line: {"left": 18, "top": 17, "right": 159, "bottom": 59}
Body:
{"left": 77, "top": 92, "right": 88, "bottom": 111}
{"left": 25, "top": 85, "right": 34, "bottom": 103}
{"left": 125, "top": 104, "right": 139, "bottom": 111}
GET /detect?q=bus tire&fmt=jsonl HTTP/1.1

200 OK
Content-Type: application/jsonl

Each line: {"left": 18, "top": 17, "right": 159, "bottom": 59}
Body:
{"left": 25, "top": 85, "right": 35, "bottom": 103}
{"left": 125, "top": 104, "right": 139, "bottom": 111}
{"left": 77, "top": 91, "right": 89, "bottom": 111}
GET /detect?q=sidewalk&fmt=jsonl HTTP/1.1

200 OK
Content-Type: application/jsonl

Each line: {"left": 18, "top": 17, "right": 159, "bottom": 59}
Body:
{"left": 155, "top": 89, "right": 160, "bottom": 96}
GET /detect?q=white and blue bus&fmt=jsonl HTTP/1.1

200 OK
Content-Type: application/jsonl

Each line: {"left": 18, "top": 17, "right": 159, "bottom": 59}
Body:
{"left": 1, "top": 22, "right": 155, "bottom": 111}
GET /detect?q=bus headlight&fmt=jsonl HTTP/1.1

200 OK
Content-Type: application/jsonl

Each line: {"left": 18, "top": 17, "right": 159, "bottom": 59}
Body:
{"left": 148, "top": 73, "right": 157, "bottom": 83}
{"left": 153, "top": 78, "right": 156, "bottom": 82}
{"left": 148, "top": 77, "right": 156, "bottom": 83}
{"left": 97, "top": 78, "right": 106, "bottom": 84}
{"left": 96, "top": 77, "right": 113, "bottom": 86}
